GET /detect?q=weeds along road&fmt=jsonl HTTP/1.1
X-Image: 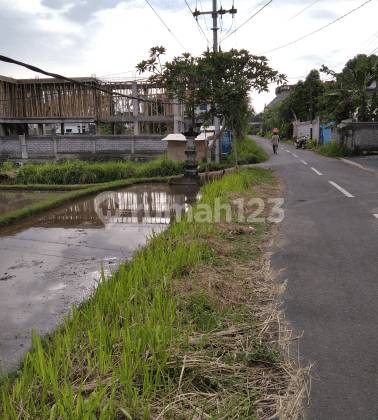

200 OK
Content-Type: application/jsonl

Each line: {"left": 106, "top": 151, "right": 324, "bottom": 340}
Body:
{"left": 250, "top": 135, "right": 378, "bottom": 419}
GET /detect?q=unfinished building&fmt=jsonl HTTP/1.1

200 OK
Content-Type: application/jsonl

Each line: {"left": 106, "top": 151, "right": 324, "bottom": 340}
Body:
{"left": 0, "top": 75, "right": 184, "bottom": 136}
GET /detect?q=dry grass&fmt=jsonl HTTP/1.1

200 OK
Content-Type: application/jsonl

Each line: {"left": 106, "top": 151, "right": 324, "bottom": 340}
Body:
{"left": 158, "top": 188, "right": 311, "bottom": 420}
{"left": 0, "top": 169, "right": 311, "bottom": 419}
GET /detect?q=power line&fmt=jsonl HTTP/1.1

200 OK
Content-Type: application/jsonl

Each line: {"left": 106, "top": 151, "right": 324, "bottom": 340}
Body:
{"left": 278, "top": 0, "right": 319, "bottom": 27}
{"left": 218, "top": 0, "right": 237, "bottom": 45}
{"left": 144, "top": 0, "right": 190, "bottom": 53}
{"left": 333, "top": 30, "right": 378, "bottom": 71}
{"left": 198, "top": 0, "right": 211, "bottom": 40}
{"left": 97, "top": 70, "right": 136, "bottom": 77}
{"left": 184, "top": 0, "right": 211, "bottom": 48}
{"left": 234, "top": 13, "right": 237, "bottom": 49}
{"left": 0, "top": 54, "right": 185, "bottom": 106}
{"left": 221, "top": 0, "right": 273, "bottom": 42}
{"left": 245, "top": 0, "right": 266, "bottom": 16}
{"left": 258, "top": 0, "right": 372, "bottom": 55}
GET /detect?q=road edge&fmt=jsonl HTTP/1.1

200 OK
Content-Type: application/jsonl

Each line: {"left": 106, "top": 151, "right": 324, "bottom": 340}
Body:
{"left": 340, "top": 158, "right": 378, "bottom": 176}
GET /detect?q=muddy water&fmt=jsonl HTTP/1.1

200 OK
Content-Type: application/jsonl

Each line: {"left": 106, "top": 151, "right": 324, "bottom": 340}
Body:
{"left": 0, "top": 190, "right": 65, "bottom": 217}
{"left": 0, "top": 183, "right": 197, "bottom": 372}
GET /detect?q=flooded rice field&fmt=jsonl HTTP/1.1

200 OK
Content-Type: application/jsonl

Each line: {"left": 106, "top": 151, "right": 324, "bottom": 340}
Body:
{"left": 0, "top": 183, "right": 197, "bottom": 372}
{"left": 0, "top": 190, "right": 65, "bottom": 217}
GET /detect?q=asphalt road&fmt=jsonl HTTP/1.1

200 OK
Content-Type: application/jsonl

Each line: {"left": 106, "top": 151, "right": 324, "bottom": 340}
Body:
{"left": 250, "top": 136, "right": 378, "bottom": 419}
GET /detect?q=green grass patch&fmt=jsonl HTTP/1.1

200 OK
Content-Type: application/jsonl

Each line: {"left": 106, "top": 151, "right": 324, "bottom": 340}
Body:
{"left": 308, "top": 139, "right": 354, "bottom": 158}
{"left": 281, "top": 139, "right": 295, "bottom": 146}
{"left": 10, "top": 155, "right": 185, "bottom": 186}
{"left": 0, "top": 167, "right": 299, "bottom": 419}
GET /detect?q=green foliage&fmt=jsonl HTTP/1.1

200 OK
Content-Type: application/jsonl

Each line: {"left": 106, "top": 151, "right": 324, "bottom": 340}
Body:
{"left": 198, "top": 136, "right": 268, "bottom": 171}
{"left": 261, "top": 69, "right": 326, "bottom": 138}
{"left": 319, "top": 54, "right": 378, "bottom": 123}
{"left": 137, "top": 46, "right": 286, "bottom": 130}
{"left": 99, "top": 123, "right": 112, "bottom": 135}
{"left": 229, "top": 135, "right": 269, "bottom": 165}
{"left": 11, "top": 156, "right": 185, "bottom": 185}
{"left": 243, "top": 339, "right": 283, "bottom": 366}
{"left": 264, "top": 130, "right": 274, "bottom": 139}
{"left": 181, "top": 293, "right": 225, "bottom": 332}
{"left": 0, "top": 160, "right": 15, "bottom": 173}
{"left": 137, "top": 154, "right": 185, "bottom": 178}
{"left": 0, "top": 168, "right": 275, "bottom": 419}
{"left": 247, "top": 125, "right": 259, "bottom": 135}
{"left": 308, "top": 139, "right": 354, "bottom": 158}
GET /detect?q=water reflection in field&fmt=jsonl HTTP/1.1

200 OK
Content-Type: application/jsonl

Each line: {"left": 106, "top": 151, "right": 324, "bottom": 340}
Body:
{"left": 0, "top": 183, "right": 198, "bottom": 372}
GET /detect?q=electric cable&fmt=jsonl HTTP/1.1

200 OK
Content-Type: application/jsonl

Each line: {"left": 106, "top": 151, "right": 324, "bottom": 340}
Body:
{"left": 245, "top": 0, "right": 265, "bottom": 16}
{"left": 234, "top": 13, "right": 237, "bottom": 49}
{"left": 198, "top": 0, "right": 211, "bottom": 40}
{"left": 369, "top": 46, "right": 378, "bottom": 56}
{"left": 333, "top": 30, "right": 378, "bottom": 71}
{"left": 97, "top": 70, "right": 136, "bottom": 77}
{"left": 258, "top": 0, "right": 372, "bottom": 55}
{"left": 184, "top": 0, "right": 211, "bottom": 48}
{"left": 221, "top": 0, "right": 273, "bottom": 42}
{"left": 218, "top": 0, "right": 236, "bottom": 44}
{"left": 144, "top": 0, "right": 190, "bottom": 53}
{"left": 278, "top": 0, "right": 319, "bottom": 27}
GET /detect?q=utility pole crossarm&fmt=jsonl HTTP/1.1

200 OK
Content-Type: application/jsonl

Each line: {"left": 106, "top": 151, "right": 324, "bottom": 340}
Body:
{"left": 193, "top": 8, "right": 237, "bottom": 17}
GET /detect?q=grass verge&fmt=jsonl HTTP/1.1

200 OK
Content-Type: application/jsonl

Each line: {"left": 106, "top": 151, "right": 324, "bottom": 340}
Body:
{"left": 0, "top": 177, "right": 170, "bottom": 228}
{"left": 0, "top": 167, "right": 310, "bottom": 419}
{"left": 307, "top": 139, "right": 354, "bottom": 158}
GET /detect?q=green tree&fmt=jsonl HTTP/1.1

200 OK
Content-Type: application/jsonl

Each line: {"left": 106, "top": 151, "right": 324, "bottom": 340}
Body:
{"left": 261, "top": 70, "right": 326, "bottom": 138}
{"left": 136, "top": 46, "right": 286, "bottom": 135}
{"left": 319, "top": 54, "right": 378, "bottom": 122}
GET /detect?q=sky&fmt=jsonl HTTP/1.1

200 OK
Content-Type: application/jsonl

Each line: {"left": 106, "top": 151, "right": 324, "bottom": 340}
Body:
{"left": 0, "top": 0, "right": 377, "bottom": 113}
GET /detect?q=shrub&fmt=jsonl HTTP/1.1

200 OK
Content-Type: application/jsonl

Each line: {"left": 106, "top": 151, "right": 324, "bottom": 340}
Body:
{"left": 231, "top": 135, "right": 269, "bottom": 164}
{"left": 308, "top": 139, "right": 317, "bottom": 148}
{"left": 307, "top": 139, "right": 354, "bottom": 158}
{"left": 137, "top": 154, "right": 185, "bottom": 178}
{"left": 0, "top": 160, "right": 15, "bottom": 173}
{"left": 264, "top": 130, "right": 274, "bottom": 139}
{"left": 247, "top": 125, "right": 259, "bottom": 135}
{"left": 321, "top": 139, "right": 354, "bottom": 158}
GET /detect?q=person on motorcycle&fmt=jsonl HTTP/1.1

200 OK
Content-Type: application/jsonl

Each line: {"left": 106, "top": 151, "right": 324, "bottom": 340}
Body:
{"left": 271, "top": 128, "right": 279, "bottom": 154}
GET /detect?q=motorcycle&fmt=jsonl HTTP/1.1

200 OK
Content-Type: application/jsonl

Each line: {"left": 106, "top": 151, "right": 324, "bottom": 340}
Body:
{"left": 295, "top": 135, "right": 307, "bottom": 149}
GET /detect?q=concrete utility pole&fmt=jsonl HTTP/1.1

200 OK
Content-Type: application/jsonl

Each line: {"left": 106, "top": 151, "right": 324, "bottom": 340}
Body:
{"left": 193, "top": 2, "right": 237, "bottom": 53}
{"left": 193, "top": 2, "right": 237, "bottom": 163}
{"left": 309, "top": 77, "right": 313, "bottom": 140}
{"left": 212, "top": 0, "right": 218, "bottom": 53}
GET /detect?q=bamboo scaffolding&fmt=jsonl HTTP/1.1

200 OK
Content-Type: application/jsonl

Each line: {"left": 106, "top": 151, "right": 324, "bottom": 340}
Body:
{"left": 0, "top": 77, "right": 179, "bottom": 136}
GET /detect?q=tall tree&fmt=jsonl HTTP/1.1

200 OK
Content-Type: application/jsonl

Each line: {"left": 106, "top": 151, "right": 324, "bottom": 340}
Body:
{"left": 261, "top": 70, "right": 326, "bottom": 138}
{"left": 136, "top": 47, "right": 286, "bottom": 133}
{"left": 319, "top": 54, "right": 378, "bottom": 122}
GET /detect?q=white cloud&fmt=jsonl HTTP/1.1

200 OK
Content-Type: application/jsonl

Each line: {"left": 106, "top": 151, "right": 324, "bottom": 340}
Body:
{"left": 0, "top": 0, "right": 376, "bottom": 112}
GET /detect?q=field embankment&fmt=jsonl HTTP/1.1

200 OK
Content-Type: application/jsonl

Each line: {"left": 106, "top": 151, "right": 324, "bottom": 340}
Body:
{"left": 0, "top": 177, "right": 169, "bottom": 227}
{"left": 0, "top": 167, "right": 309, "bottom": 419}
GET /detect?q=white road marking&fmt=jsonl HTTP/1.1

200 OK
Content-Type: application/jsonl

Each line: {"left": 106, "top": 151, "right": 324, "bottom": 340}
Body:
{"left": 286, "top": 150, "right": 290, "bottom": 153}
{"left": 280, "top": 147, "right": 284, "bottom": 149}
{"left": 311, "top": 167, "right": 322, "bottom": 175}
{"left": 300, "top": 160, "right": 308, "bottom": 165}
{"left": 329, "top": 181, "right": 354, "bottom": 197}
{"left": 292, "top": 154, "right": 298, "bottom": 157}
{"left": 374, "top": 214, "right": 378, "bottom": 219}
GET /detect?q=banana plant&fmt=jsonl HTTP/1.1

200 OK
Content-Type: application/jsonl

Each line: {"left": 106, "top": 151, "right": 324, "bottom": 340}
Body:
{"left": 319, "top": 54, "right": 378, "bottom": 122}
